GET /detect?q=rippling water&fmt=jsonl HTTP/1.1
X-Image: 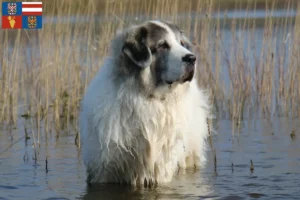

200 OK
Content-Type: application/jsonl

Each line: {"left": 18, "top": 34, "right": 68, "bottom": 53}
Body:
{"left": 1, "top": 117, "right": 299, "bottom": 200}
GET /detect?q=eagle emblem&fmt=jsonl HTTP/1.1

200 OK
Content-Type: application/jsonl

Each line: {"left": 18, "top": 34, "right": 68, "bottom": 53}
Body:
{"left": 7, "top": 3, "right": 17, "bottom": 15}
{"left": 28, "top": 16, "right": 37, "bottom": 28}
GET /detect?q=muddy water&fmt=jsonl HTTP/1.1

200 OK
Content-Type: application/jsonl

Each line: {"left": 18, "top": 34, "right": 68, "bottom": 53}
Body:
{"left": 1, "top": 117, "right": 300, "bottom": 200}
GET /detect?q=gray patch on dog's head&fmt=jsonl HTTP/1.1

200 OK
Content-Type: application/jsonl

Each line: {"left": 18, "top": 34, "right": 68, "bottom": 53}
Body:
{"left": 111, "top": 20, "right": 195, "bottom": 96}
{"left": 122, "top": 26, "right": 152, "bottom": 68}
{"left": 144, "top": 22, "right": 169, "bottom": 46}
{"left": 160, "top": 21, "right": 183, "bottom": 39}
{"left": 160, "top": 21, "right": 193, "bottom": 50}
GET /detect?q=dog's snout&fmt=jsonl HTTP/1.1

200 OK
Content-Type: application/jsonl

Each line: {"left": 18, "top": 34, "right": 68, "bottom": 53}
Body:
{"left": 182, "top": 54, "right": 196, "bottom": 65}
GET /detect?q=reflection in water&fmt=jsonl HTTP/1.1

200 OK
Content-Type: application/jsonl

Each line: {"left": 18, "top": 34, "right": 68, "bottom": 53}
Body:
{"left": 1, "top": 118, "right": 300, "bottom": 199}
{"left": 81, "top": 167, "right": 215, "bottom": 200}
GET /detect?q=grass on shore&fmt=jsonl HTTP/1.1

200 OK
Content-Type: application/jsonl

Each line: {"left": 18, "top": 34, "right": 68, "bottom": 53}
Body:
{"left": 0, "top": 0, "right": 300, "bottom": 139}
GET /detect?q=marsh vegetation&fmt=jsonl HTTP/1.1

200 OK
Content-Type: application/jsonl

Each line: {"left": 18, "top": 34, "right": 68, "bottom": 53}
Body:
{"left": 1, "top": 0, "right": 299, "bottom": 135}
{"left": 0, "top": 0, "right": 300, "bottom": 199}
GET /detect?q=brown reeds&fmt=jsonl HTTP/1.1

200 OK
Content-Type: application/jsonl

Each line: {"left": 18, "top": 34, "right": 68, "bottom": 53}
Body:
{"left": 0, "top": 0, "right": 299, "bottom": 136}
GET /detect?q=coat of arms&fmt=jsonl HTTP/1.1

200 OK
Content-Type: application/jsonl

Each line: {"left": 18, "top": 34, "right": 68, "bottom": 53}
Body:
{"left": 7, "top": 3, "right": 17, "bottom": 15}
{"left": 28, "top": 16, "right": 37, "bottom": 28}
{"left": 7, "top": 16, "right": 16, "bottom": 28}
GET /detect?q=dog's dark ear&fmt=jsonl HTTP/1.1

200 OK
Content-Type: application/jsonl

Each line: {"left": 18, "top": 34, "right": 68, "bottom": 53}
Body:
{"left": 122, "top": 26, "right": 152, "bottom": 68}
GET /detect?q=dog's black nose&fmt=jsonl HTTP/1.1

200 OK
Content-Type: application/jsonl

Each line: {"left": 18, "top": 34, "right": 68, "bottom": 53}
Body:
{"left": 182, "top": 54, "right": 196, "bottom": 65}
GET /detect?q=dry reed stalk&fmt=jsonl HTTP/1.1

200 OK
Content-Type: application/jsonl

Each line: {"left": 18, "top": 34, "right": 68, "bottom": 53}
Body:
{"left": 0, "top": 0, "right": 299, "bottom": 138}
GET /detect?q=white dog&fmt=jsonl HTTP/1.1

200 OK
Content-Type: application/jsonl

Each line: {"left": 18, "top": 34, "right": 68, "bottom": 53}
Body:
{"left": 79, "top": 20, "right": 211, "bottom": 186}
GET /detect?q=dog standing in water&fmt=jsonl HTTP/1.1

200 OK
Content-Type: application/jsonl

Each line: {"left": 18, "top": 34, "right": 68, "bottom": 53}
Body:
{"left": 79, "top": 20, "right": 211, "bottom": 186}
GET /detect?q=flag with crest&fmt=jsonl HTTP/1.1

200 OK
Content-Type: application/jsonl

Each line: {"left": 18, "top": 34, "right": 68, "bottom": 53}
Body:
{"left": 7, "top": 3, "right": 17, "bottom": 15}
{"left": 2, "top": 2, "right": 42, "bottom": 29}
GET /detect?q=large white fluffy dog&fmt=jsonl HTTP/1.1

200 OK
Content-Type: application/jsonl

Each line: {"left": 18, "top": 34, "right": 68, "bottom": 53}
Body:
{"left": 79, "top": 20, "right": 210, "bottom": 186}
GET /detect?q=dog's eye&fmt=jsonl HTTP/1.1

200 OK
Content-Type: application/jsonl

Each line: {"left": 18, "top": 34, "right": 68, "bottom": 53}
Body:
{"left": 150, "top": 47, "right": 157, "bottom": 54}
{"left": 158, "top": 40, "right": 169, "bottom": 50}
{"left": 180, "top": 40, "right": 185, "bottom": 46}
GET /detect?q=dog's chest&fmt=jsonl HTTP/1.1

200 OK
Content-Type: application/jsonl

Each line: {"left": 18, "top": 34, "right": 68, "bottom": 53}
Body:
{"left": 127, "top": 96, "right": 187, "bottom": 141}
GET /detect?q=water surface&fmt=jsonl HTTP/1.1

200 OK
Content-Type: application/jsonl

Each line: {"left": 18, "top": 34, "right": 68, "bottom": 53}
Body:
{"left": 1, "top": 117, "right": 299, "bottom": 200}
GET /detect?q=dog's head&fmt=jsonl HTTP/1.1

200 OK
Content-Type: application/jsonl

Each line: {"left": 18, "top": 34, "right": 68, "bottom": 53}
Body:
{"left": 113, "top": 21, "right": 196, "bottom": 90}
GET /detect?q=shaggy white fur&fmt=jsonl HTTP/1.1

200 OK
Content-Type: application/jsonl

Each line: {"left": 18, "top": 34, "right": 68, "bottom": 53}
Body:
{"left": 79, "top": 24, "right": 211, "bottom": 186}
